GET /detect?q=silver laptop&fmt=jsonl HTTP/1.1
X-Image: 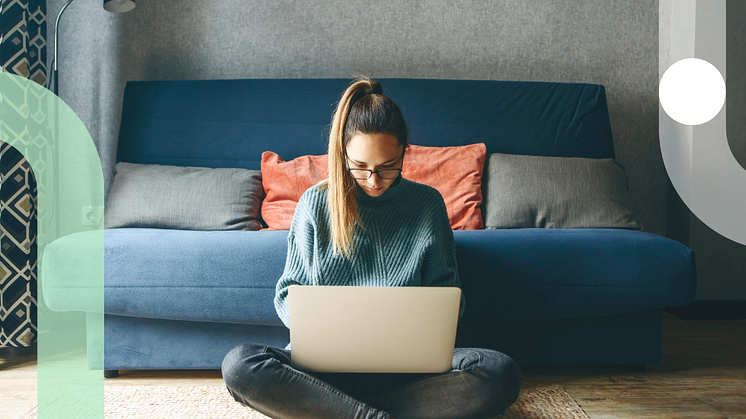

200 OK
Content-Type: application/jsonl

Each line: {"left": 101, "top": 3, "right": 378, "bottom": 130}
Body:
{"left": 288, "top": 285, "right": 461, "bottom": 373}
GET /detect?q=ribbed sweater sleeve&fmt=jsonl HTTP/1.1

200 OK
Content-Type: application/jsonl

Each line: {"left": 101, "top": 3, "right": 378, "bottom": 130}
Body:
{"left": 420, "top": 192, "right": 466, "bottom": 319}
{"left": 274, "top": 178, "right": 465, "bottom": 329}
{"left": 274, "top": 189, "right": 319, "bottom": 329}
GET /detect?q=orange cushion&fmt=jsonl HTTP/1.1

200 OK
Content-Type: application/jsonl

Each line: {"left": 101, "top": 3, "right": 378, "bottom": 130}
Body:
{"left": 260, "top": 144, "right": 486, "bottom": 230}
{"left": 260, "top": 151, "right": 328, "bottom": 230}
{"left": 401, "top": 144, "right": 486, "bottom": 230}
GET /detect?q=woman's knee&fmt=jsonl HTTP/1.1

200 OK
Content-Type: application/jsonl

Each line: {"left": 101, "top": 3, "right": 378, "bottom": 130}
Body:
{"left": 221, "top": 342, "right": 273, "bottom": 391}
{"left": 222, "top": 342, "right": 263, "bottom": 370}
{"left": 455, "top": 348, "right": 522, "bottom": 412}
{"left": 480, "top": 349, "right": 522, "bottom": 410}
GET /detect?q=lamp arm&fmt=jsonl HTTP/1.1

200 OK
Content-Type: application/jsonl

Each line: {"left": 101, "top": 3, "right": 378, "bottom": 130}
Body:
{"left": 49, "top": 0, "right": 76, "bottom": 93}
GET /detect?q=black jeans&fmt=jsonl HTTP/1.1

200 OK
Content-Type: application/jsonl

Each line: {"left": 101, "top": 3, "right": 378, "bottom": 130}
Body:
{"left": 221, "top": 343, "right": 522, "bottom": 419}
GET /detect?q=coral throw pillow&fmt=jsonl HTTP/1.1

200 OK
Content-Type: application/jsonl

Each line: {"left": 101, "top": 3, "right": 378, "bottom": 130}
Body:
{"left": 260, "top": 144, "right": 486, "bottom": 230}
{"left": 402, "top": 143, "right": 486, "bottom": 230}
{"left": 261, "top": 151, "right": 328, "bottom": 230}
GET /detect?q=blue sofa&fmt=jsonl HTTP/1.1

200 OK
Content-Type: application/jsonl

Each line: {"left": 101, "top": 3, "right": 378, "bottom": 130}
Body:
{"left": 43, "top": 78, "right": 696, "bottom": 376}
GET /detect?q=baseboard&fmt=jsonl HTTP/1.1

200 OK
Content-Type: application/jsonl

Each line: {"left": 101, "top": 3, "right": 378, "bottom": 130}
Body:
{"left": 0, "top": 342, "right": 37, "bottom": 357}
{"left": 665, "top": 301, "right": 746, "bottom": 320}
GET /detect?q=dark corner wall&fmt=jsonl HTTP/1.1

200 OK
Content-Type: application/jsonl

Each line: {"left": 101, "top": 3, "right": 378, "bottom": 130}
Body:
{"left": 660, "top": 0, "right": 746, "bottom": 301}
{"left": 689, "top": 0, "right": 746, "bottom": 301}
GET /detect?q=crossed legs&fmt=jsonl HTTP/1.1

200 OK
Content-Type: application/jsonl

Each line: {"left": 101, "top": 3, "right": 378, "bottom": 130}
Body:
{"left": 221, "top": 343, "right": 521, "bottom": 419}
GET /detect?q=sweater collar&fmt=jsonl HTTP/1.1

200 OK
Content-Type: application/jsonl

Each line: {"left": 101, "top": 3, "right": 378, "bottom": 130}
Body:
{"left": 355, "top": 176, "right": 408, "bottom": 206}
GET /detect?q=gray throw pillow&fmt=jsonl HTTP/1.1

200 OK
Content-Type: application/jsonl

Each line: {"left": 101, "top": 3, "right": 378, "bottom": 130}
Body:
{"left": 482, "top": 153, "right": 642, "bottom": 229}
{"left": 105, "top": 162, "right": 264, "bottom": 230}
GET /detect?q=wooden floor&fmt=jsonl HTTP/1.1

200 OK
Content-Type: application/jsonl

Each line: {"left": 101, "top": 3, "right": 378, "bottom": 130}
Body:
{"left": 2, "top": 311, "right": 744, "bottom": 418}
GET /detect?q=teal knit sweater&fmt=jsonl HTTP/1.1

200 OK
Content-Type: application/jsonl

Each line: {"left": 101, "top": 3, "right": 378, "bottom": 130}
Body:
{"left": 274, "top": 177, "right": 465, "bottom": 329}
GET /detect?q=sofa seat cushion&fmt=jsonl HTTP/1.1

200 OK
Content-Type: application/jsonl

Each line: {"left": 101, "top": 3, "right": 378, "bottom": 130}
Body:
{"left": 454, "top": 229, "right": 696, "bottom": 326}
{"left": 43, "top": 228, "right": 290, "bottom": 326}
{"left": 43, "top": 228, "right": 695, "bottom": 328}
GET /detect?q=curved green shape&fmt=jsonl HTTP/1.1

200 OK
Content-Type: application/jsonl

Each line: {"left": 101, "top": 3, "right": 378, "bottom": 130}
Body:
{"left": 0, "top": 72, "right": 104, "bottom": 418}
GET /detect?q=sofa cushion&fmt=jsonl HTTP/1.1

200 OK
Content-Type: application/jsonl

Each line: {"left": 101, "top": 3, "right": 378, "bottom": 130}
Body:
{"left": 482, "top": 153, "right": 641, "bottom": 229}
{"left": 260, "top": 151, "right": 328, "bottom": 230}
{"left": 261, "top": 144, "right": 486, "bottom": 230}
{"left": 44, "top": 228, "right": 289, "bottom": 326}
{"left": 454, "top": 229, "right": 696, "bottom": 325}
{"left": 105, "top": 162, "right": 264, "bottom": 230}
{"left": 116, "top": 79, "right": 616, "bottom": 172}
{"left": 402, "top": 143, "right": 486, "bottom": 230}
{"left": 43, "top": 228, "right": 695, "bottom": 328}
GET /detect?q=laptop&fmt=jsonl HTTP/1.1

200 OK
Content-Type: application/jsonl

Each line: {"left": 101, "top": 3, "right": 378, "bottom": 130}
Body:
{"left": 288, "top": 285, "right": 461, "bottom": 373}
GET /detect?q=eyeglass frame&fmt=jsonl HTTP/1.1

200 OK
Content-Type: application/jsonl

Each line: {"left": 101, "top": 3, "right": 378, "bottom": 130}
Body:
{"left": 345, "top": 150, "right": 405, "bottom": 180}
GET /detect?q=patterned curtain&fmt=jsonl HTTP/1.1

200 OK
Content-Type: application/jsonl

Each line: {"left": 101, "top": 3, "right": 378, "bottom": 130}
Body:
{"left": 0, "top": 0, "right": 46, "bottom": 349}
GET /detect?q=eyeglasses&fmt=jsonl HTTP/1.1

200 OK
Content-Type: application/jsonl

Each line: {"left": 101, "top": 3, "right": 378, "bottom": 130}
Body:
{"left": 348, "top": 167, "right": 403, "bottom": 180}
{"left": 345, "top": 156, "right": 403, "bottom": 180}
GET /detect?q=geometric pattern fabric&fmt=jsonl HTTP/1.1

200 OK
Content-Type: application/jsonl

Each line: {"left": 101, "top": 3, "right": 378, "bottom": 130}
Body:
{"left": 0, "top": 142, "right": 38, "bottom": 347}
{"left": 0, "top": 0, "right": 46, "bottom": 348}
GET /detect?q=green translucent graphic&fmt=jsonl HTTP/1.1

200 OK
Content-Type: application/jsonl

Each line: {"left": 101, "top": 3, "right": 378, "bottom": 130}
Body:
{"left": 0, "top": 73, "right": 104, "bottom": 418}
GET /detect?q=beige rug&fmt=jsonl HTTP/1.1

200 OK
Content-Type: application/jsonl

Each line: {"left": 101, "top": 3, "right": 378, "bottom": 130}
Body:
{"left": 18, "top": 384, "right": 589, "bottom": 419}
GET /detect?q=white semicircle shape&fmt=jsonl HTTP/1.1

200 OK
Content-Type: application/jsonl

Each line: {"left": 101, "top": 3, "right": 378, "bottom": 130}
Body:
{"left": 660, "top": 58, "right": 725, "bottom": 126}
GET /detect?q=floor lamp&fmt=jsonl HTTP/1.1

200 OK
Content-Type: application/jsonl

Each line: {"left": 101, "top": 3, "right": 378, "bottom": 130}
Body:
{"left": 48, "top": 0, "right": 136, "bottom": 95}
{"left": 39, "top": 0, "right": 135, "bottom": 364}
{"left": 45, "top": 0, "right": 136, "bottom": 234}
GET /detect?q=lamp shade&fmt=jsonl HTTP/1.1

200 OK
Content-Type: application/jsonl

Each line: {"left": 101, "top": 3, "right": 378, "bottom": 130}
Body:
{"left": 104, "top": 0, "right": 135, "bottom": 13}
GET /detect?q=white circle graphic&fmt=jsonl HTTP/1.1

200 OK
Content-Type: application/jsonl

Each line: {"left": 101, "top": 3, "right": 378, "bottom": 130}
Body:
{"left": 659, "top": 58, "right": 726, "bottom": 126}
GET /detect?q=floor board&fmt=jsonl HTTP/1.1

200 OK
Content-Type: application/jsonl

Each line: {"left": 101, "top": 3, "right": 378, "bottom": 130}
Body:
{"left": 2, "top": 311, "right": 744, "bottom": 418}
{"left": 579, "top": 397, "right": 727, "bottom": 419}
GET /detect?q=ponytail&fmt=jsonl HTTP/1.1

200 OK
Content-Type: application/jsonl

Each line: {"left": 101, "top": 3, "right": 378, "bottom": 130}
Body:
{"left": 326, "top": 76, "right": 408, "bottom": 258}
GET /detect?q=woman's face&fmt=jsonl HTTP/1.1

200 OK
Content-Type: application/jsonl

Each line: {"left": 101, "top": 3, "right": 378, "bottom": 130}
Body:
{"left": 345, "top": 133, "right": 404, "bottom": 197}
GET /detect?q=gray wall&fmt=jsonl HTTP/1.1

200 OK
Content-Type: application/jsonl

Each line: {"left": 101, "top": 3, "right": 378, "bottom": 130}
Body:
{"left": 50, "top": 0, "right": 665, "bottom": 237}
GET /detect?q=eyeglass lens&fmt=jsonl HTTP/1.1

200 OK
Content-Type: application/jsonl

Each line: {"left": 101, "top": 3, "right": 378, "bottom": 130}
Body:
{"left": 349, "top": 169, "right": 401, "bottom": 179}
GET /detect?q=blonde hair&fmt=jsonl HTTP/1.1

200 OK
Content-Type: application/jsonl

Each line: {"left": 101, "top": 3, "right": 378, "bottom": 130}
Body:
{"left": 325, "top": 76, "right": 408, "bottom": 258}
